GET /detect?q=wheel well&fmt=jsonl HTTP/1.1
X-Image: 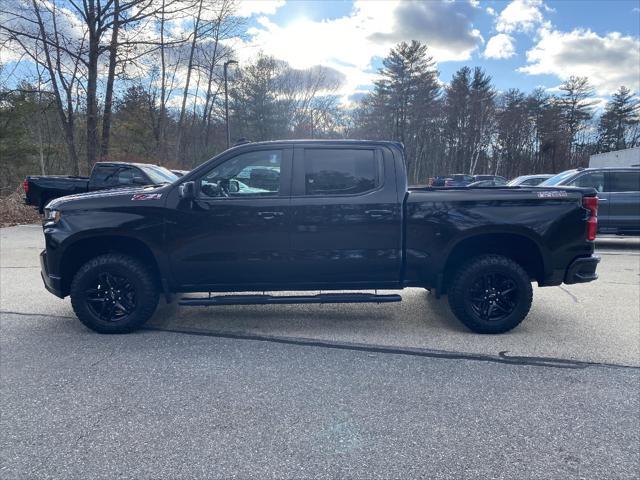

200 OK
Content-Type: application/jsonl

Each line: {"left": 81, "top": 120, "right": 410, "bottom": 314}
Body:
{"left": 60, "top": 236, "right": 161, "bottom": 296}
{"left": 442, "top": 233, "right": 545, "bottom": 292}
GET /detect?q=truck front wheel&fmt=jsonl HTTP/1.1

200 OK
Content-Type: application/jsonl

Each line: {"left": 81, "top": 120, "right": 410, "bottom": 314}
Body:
{"left": 70, "top": 254, "right": 159, "bottom": 333}
{"left": 448, "top": 255, "right": 533, "bottom": 334}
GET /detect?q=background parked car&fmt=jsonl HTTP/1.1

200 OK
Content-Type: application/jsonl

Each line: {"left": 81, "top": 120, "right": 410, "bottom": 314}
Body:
{"left": 444, "top": 174, "right": 474, "bottom": 187}
{"left": 540, "top": 167, "right": 640, "bottom": 235}
{"left": 473, "top": 174, "right": 507, "bottom": 184}
{"left": 171, "top": 170, "right": 190, "bottom": 177}
{"left": 428, "top": 176, "right": 448, "bottom": 187}
{"left": 444, "top": 174, "right": 507, "bottom": 187}
{"left": 24, "top": 162, "right": 178, "bottom": 213}
{"left": 508, "top": 174, "right": 553, "bottom": 186}
{"left": 467, "top": 178, "right": 508, "bottom": 187}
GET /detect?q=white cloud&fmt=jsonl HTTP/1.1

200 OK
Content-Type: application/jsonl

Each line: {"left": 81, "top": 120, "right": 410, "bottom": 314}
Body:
{"left": 519, "top": 28, "right": 640, "bottom": 95}
{"left": 484, "top": 34, "right": 516, "bottom": 59}
{"left": 235, "top": 0, "right": 285, "bottom": 17}
{"left": 496, "top": 0, "right": 547, "bottom": 33}
{"left": 228, "top": 0, "right": 483, "bottom": 103}
{"left": 486, "top": 7, "right": 497, "bottom": 16}
{"left": 368, "top": 0, "right": 483, "bottom": 61}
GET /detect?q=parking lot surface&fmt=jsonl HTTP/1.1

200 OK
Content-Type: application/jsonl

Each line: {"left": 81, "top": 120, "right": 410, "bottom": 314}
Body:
{"left": 1, "top": 225, "right": 639, "bottom": 479}
{"left": 1, "top": 312, "right": 639, "bottom": 479}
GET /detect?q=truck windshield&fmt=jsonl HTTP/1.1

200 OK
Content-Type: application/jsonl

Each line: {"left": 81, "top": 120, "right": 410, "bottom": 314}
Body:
{"left": 139, "top": 165, "right": 179, "bottom": 184}
{"left": 539, "top": 170, "right": 578, "bottom": 186}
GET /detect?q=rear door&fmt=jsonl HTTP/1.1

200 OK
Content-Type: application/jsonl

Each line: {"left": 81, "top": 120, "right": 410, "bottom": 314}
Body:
{"left": 605, "top": 170, "right": 640, "bottom": 234}
{"left": 287, "top": 145, "right": 402, "bottom": 286}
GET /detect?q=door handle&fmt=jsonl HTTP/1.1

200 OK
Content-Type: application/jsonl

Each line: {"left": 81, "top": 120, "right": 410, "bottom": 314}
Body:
{"left": 365, "top": 209, "right": 393, "bottom": 218}
{"left": 257, "top": 211, "right": 284, "bottom": 220}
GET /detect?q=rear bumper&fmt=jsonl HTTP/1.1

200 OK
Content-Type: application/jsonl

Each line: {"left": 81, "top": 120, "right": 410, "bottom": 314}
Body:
{"left": 40, "top": 250, "right": 64, "bottom": 298}
{"left": 564, "top": 255, "right": 600, "bottom": 284}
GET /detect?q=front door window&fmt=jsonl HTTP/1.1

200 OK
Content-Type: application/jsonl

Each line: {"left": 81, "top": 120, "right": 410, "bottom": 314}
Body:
{"left": 200, "top": 150, "right": 282, "bottom": 198}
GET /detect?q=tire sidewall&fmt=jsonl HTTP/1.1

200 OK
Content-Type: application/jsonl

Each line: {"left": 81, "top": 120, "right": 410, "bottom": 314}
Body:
{"left": 449, "top": 256, "right": 532, "bottom": 334}
{"left": 71, "top": 255, "right": 158, "bottom": 333}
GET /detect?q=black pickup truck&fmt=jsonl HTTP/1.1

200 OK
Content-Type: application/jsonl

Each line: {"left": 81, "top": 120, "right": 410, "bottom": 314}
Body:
{"left": 39, "top": 140, "right": 600, "bottom": 334}
{"left": 24, "top": 162, "right": 178, "bottom": 213}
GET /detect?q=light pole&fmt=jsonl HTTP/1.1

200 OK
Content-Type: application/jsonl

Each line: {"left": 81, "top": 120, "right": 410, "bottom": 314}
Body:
{"left": 224, "top": 59, "right": 238, "bottom": 149}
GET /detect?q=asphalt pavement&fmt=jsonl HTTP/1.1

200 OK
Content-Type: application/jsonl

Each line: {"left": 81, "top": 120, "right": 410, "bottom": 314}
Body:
{"left": 1, "top": 225, "right": 639, "bottom": 479}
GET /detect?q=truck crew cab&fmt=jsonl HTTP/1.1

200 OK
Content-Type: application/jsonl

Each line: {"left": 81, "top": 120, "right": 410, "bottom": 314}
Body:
{"left": 40, "top": 140, "right": 600, "bottom": 334}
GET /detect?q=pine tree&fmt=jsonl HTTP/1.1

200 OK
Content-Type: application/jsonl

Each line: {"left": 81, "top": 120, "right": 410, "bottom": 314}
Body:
{"left": 557, "top": 76, "right": 597, "bottom": 165}
{"left": 357, "top": 41, "right": 440, "bottom": 183}
{"left": 597, "top": 86, "right": 640, "bottom": 152}
{"left": 444, "top": 66, "right": 471, "bottom": 174}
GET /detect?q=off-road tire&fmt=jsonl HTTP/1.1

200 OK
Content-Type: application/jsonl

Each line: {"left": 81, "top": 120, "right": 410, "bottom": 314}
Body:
{"left": 448, "top": 254, "right": 533, "bottom": 334}
{"left": 70, "top": 254, "right": 159, "bottom": 333}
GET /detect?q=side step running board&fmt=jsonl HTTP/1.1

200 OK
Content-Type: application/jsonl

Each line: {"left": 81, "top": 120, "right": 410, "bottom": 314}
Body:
{"left": 178, "top": 293, "right": 402, "bottom": 306}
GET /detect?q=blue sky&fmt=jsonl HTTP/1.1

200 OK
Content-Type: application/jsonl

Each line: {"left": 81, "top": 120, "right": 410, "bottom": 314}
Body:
{"left": 1, "top": 0, "right": 638, "bottom": 107}
{"left": 234, "top": 0, "right": 640, "bottom": 103}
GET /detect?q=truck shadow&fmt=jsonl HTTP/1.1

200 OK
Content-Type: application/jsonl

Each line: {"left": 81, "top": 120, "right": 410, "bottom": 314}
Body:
{"left": 146, "top": 289, "right": 467, "bottom": 336}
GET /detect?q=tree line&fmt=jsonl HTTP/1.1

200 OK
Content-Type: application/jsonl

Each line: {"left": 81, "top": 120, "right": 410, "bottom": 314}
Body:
{"left": 1, "top": 1, "right": 638, "bottom": 193}
{"left": 351, "top": 41, "right": 639, "bottom": 183}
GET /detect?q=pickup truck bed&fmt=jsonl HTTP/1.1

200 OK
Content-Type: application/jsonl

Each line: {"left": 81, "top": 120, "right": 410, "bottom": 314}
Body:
{"left": 24, "top": 176, "right": 89, "bottom": 212}
{"left": 404, "top": 186, "right": 595, "bottom": 290}
{"left": 38, "top": 139, "right": 599, "bottom": 334}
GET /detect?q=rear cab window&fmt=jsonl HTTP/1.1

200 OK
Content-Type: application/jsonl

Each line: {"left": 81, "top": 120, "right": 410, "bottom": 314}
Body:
{"left": 91, "top": 165, "right": 119, "bottom": 186}
{"left": 300, "top": 148, "right": 381, "bottom": 196}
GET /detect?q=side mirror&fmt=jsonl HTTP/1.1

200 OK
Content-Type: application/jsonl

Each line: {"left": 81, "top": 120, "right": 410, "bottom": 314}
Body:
{"left": 228, "top": 180, "right": 240, "bottom": 193}
{"left": 179, "top": 181, "right": 195, "bottom": 200}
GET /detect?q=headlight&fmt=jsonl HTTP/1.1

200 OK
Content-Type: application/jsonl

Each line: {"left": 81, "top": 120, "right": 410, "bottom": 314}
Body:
{"left": 44, "top": 209, "right": 61, "bottom": 223}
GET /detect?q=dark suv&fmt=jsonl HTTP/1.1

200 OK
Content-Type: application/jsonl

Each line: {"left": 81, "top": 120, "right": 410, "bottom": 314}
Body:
{"left": 540, "top": 167, "right": 640, "bottom": 235}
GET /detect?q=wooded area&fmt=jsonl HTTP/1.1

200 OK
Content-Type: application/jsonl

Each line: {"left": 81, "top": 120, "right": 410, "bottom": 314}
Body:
{"left": 1, "top": 0, "right": 639, "bottom": 194}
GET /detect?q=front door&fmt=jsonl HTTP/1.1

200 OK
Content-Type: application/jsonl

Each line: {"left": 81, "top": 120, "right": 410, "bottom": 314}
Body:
{"left": 287, "top": 145, "right": 403, "bottom": 286}
{"left": 166, "top": 147, "right": 293, "bottom": 288}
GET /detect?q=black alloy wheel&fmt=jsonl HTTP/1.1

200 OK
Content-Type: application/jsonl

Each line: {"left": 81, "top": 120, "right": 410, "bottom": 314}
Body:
{"left": 448, "top": 254, "right": 533, "bottom": 334}
{"left": 86, "top": 271, "right": 137, "bottom": 322}
{"left": 467, "top": 272, "right": 518, "bottom": 322}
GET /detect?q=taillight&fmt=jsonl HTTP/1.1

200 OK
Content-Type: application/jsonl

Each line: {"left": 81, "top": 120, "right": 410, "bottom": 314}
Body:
{"left": 583, "top": 196, "right": 598, "bottom": 241}
{"left": 23, "top": 179, "right": 29, "bottom": 194}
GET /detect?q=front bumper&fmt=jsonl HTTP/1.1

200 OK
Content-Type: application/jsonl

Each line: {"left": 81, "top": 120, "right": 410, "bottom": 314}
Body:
{"left": 40, "top": 250, "right": 64, "bottom": 298}
{"left": 564, "top": 255, "right": 600, "bottom": 284}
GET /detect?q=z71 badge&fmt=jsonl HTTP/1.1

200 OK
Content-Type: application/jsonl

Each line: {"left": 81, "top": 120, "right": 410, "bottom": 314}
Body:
{"left": 537, "top": 190, "right": 568, "bottom": 198}
{"left": 131, "top": 193, "right": 162, "bottom": 201}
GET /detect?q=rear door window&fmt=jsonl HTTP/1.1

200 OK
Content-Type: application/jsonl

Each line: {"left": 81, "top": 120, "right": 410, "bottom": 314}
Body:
{"left": 303, "top": 148, "right": 379, "bottom": 195}
{"left": 607, "top": 171, "right": 640, "bottom": 192}
{"left": 568, "top": 172, "right": 605, "bottom": 192}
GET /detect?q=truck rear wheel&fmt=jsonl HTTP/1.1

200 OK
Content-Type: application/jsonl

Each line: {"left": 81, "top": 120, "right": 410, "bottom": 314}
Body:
{"left": 448, "top": 255, "right": 532, "bottom": 334}
{"left": 70, "top": 254, "right": 159, "bottom": 334}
